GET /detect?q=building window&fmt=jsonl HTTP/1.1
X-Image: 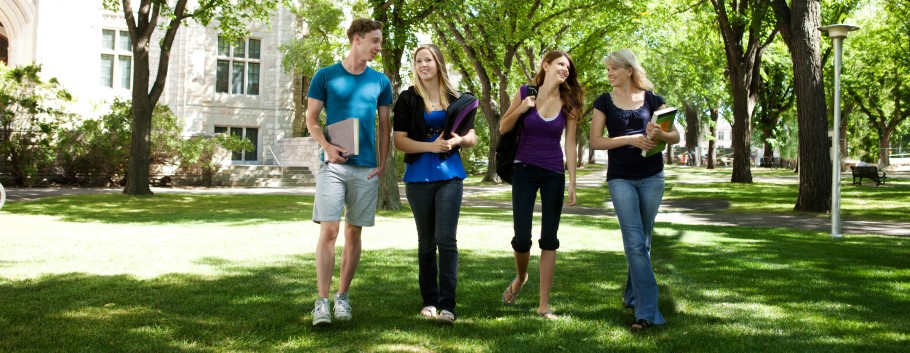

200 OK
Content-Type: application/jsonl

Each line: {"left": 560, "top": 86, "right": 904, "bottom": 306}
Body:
{"left": 100, "top": 29, "right": 132, "bottom": 89}
{"left": 717, "top": 130, "right": 725, "bottom": 141}
{"left": 215, "top": 126, "right": 258, "bottom": 161}
{"left": 1, "top": 35, "right": 8, "bottom": 65}
{"left": 216, "top": 36, "right": 261, "bottom": 95}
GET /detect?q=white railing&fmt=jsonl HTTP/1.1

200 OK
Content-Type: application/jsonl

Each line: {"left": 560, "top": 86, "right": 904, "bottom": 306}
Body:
{"left": 266, "top": 145, "right": 282, "bottom": 166}
{"left": 0, "top": 181, "right": 6, "bottom": 210}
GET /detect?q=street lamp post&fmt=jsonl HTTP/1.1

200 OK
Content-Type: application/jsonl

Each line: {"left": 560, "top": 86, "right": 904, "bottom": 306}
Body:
{"left": 820, "top": 24, "right": 859, "bottom": 238}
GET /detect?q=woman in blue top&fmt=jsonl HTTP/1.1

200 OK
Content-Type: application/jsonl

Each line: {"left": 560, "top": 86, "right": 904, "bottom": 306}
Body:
{"left": 393, "top": 44, "right": 478, "bottom": 324}
{"left": 590, "top": 49, "right": 680, "bottom": 330}
{"left": 499, "top": 50, "right": 584, "bottom": 320}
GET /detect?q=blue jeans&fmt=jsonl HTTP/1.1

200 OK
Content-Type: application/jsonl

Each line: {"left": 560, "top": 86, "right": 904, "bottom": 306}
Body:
{"left": 511, "top": 163, "right": 564, "bottom": 253}
{"left": 405, "top": 178, "right": 463, "bottom": 313}
{"left": 608, "top": 171, "right": 666, "bottom": 325}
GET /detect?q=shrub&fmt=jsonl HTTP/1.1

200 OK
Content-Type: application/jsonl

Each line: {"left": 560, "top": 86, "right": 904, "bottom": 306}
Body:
{"left": 178, "top": 134, "right": 253, "bottom": 186}
{"left": 56, "top": 98, "right": 184, "bottom": 186}
{"left": 0, "top": 63, "right": 74, "bottom": 186}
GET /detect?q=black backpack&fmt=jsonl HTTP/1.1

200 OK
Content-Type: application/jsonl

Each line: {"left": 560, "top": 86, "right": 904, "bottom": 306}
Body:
{"left": 495, "top": 85, "right": 537, "bottom": 184}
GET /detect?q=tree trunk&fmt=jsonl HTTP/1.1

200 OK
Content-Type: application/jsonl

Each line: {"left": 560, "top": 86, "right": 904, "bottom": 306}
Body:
{"left": 122, "top": 0, "right": 184, "bottom": 196}
{"left": 879, "top": 129, "right": 892, "bottom": 167}
{"left": 684, "top": 103, "right": 700, "bottom": 167}
{"left": 771, "top": 0, "right": 831, "bottom": 212}
{"left": 377, "top": 47, "right": 404, "bottom": 211}
{"left": 707, "top": 106, "right": 720, "bottom": 169}
{"left": 730, "top": 77, "right": 754, "bottom": 183}
{"left": 763, "top": 139, "right": 773, "bottom": 164}
{"left": 575, "top": 118, "right": 586, "bottom": 168}
{"left": 124, "top": 30, "right": 154, "bottom": 195}
{"left": 684, "top": 103, "right": 700, "bottom": 152}
{"left": 376, "top": 150, "right": 401, "bottom": 210}
{"left": 576, "top": 138, "right": 586, "bottom": 168}
{"left": 293, "top": 75, "right": 310, "bottom": 137}
{"left": 711, "top": 0, "right": 773, "bottom": 183}
{"left": 485, "top": 105, "right": 501, "bottom": 182}
{"left": 441, "top": 20, "right": 501, "bottom": 182}
{"left": 124, "top": 94, "right": 153, "bottom": 194}
{"left": 490, "top": 45, "right": 519, "bottom": 182}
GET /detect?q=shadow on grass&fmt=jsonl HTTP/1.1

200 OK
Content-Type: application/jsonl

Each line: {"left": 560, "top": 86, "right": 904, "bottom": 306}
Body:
{"left": 2, "top": 230, "right": 908, "bottom": 352}
{"left": 656, "top": 224, "right": 909, "bottom": 351}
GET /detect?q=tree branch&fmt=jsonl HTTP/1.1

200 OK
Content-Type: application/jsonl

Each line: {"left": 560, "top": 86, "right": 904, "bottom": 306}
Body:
{"left": 444, "top": 20, "right": 493, "bottom": 104}
{"left": 149, "top": 0, "right": 188, "bottom": 106}
{"left": 710, "top": 0, "right": 745, "bottom": 61}
{"left": 186, "top": 0, "right": 217, "bottom": 21}
{"left": 121, "top": 0, "right": 138, "bottom": 35}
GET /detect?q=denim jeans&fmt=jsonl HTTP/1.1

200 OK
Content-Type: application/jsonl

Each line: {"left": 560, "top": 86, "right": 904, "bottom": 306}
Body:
{"left": 405, "top": 178, "right": 463, "bottom": 313}
{"left": 608, "top": 171, "right": 666, "bottom": 324}
{"left": 511, "top": 163, "right": 565, "bottom": 253}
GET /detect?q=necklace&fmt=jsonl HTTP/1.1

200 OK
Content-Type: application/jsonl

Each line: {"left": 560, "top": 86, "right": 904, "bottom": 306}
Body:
{"left": 428, "top": 100, "right": 440, "bottom": 109}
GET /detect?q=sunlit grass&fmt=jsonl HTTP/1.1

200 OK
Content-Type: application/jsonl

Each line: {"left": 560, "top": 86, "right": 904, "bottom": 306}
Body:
{"left": 2, "top": 192, "right": 909, "bottom": 352}
{"left": 1, "top": 168, "right": 908, "bottom": 352}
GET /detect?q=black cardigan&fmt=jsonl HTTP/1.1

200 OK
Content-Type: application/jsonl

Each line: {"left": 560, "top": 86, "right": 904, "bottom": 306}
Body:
{"left": 393, "top": 86, "right": 478, "bottom": 164}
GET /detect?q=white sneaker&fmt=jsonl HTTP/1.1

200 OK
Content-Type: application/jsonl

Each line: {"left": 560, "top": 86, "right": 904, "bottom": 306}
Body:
{"left": 334, "top": 292, "right": 352, "bottom": 320}
{"left": 312, "top": 298, "right": 331, "bottom": 326}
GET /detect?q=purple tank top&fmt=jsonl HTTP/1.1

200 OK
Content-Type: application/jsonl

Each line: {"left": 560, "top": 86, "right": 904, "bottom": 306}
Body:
{"left": 514, "top": 102, "right": 567, "bottom": 174}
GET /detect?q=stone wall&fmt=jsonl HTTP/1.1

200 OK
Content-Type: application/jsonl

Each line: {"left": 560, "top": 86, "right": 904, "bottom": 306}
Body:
{"left": 275, "top": 137, "right": 321, "bottom": 172}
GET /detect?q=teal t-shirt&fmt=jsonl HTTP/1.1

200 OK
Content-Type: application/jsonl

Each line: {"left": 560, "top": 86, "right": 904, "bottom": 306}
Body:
{"left": 308, "top": 63, "right": 393, "bottom": 167}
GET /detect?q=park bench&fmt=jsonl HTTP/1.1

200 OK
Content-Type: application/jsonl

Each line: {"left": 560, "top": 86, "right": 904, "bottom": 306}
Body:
{"left": 850, "top": 166, "right": 887, "bottom": 186}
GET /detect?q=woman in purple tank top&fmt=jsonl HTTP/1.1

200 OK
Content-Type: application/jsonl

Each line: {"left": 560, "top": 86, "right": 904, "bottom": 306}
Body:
{"left": 498, "top": 50, "right": 584, "bottom": 320}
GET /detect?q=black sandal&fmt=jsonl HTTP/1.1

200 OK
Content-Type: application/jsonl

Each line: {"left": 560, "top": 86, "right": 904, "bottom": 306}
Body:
{"left": 630, "top": 319, "right": 652, "bottom": 331}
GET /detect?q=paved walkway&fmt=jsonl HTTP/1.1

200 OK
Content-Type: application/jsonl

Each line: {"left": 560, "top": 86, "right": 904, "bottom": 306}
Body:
{"left": 460, "top": 170, "right": 910, "bottom": 237}
{"left": 3, "top": 169, "right": 908, "bottom": 237}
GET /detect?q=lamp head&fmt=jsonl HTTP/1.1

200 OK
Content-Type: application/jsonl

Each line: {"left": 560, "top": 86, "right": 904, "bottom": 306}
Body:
{"left": 819, "top": 24, "right": 860, "bottom": 39}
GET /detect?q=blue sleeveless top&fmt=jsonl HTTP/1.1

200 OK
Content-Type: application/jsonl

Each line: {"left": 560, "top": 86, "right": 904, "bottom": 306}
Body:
{"left": 402, "top": 110, "right": 467, "bottom": 182}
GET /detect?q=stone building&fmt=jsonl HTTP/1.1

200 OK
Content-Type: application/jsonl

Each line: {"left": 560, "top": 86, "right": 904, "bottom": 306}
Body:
{"left": 1, "top": 0, "right": 318, "bottom": 184}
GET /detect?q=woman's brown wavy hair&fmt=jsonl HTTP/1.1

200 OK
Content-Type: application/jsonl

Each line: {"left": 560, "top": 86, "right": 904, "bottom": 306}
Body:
{"left": 532, "top": 50, "right": 585, "bottom": 121}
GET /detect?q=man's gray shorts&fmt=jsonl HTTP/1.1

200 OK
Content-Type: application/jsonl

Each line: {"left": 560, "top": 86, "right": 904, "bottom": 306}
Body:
{"left": 312, "top": 162, "right": 379, "bottom": 227}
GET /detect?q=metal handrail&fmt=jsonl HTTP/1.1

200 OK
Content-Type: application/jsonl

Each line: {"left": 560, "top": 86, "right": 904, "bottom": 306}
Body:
{"left": 266, "top": 145, "right": 282, "bottom": 166}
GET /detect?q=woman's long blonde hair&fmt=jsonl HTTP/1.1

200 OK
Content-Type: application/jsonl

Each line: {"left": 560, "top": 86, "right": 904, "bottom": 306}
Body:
{"left": 412, "top": 44, "right": 459, "bottom": 111}
{"left": 604, "top": 49, "right": 653, "bottom": 91}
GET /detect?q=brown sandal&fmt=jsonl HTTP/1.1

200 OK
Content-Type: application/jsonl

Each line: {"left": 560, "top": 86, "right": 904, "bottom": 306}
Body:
{"left": 630, "top": 319, "right": 652, "bottom": 331}
{"left": 502, "top": 275, "right": 527, "bottom": 305}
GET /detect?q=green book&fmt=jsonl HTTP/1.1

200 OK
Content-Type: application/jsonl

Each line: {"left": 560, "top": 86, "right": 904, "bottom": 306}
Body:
{"left": 641, "top": 107, "right": 677, "bottom": 157}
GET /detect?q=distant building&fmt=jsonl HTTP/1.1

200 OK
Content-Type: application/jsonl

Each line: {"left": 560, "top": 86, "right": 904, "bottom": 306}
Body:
{"left": 1, "top": 0, "right": 302, "bottom": 167}
{"left": 676, "top": 119, "right": 734, "bottom": 154}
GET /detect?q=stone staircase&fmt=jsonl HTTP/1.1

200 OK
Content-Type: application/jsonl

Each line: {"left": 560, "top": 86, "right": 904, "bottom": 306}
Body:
{"left": 215, "top": 165, "right": 314, "bottom": 187}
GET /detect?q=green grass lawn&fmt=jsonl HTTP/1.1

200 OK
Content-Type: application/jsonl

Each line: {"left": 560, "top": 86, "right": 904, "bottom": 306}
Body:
{"left": 478, "top": 165, "right": 910, "bottom": 223}
{"left": 1, "top": 193, "right": 908, "bottom": 352}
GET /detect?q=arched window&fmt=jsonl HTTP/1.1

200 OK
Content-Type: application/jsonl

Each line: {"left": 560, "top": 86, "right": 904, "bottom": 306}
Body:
{"left": 1, "top": 34, "right": 8, "bottom": 65}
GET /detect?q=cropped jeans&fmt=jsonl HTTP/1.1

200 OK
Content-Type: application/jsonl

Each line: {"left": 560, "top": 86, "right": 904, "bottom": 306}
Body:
{"left": 511, "top": 162, "right": 564, "bottom": 253}
{"left": 405, "top": 178, "right": 463, "bottom": 314}
{"left": 607, "top": 171, "right": 666, "bottom": 325}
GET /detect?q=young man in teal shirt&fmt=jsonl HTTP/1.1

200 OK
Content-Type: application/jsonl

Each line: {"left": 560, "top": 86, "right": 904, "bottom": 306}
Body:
{"left": 305, "top": 18, "right": 393, "bottom": 326}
